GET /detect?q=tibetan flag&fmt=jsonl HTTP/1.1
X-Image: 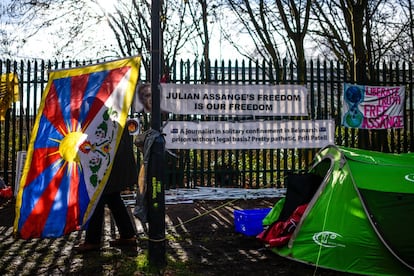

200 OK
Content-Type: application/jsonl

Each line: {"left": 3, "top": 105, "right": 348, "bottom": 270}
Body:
{"left": 14, "top": 56, "right": 141, "bottom": 239}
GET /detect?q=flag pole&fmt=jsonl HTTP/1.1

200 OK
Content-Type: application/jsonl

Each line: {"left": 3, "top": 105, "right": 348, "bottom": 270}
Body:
{"left": 148, "top": 0, "right": 166, "bottom": 268}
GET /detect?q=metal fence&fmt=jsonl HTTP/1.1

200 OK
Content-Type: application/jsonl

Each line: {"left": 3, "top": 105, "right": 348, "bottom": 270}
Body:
{"left": 1, "top": 58, "right": 413, "bottom": 191}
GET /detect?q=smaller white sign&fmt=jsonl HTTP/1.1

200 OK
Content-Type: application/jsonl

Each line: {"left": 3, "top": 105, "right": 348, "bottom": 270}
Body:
{"left": 164, "top": 120, "right": 335, "bottom": 149}
{"left": 15, "top": 151, "right": 27, "bottom": 196}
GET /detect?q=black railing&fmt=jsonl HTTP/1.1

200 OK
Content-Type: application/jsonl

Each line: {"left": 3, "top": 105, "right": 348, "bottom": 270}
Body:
{"left": 1, "top": 58, "right": 413, "bottom": 191}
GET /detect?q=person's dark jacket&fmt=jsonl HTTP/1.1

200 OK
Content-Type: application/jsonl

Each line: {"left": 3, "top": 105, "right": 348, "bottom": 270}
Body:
{"left": 104, "top": 127, "right": 138, "bottom": 194}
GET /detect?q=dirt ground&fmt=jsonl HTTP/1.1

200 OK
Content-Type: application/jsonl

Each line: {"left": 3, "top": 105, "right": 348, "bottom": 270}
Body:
{"left": 0, "top": 196, "right": 353, "bottom": 275}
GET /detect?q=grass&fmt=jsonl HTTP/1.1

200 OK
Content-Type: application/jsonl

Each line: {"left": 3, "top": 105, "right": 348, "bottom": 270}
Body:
{"left": 135, "top": 250, "right": 195, "bottom": 275}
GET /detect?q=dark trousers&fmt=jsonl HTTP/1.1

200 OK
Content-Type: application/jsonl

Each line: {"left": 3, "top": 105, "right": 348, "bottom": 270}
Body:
{"left": 85, "top": 192, "right": 135, "bottom": 244}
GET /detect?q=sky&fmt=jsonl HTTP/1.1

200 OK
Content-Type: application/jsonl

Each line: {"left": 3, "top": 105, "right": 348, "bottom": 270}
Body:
{"left": 1, "top": 0, "right": 245, "bottom": 62}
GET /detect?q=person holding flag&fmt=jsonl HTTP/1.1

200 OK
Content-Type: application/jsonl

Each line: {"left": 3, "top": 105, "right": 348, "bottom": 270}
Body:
{"left": 74, "top": 127, "right": 138, "bottom": 252}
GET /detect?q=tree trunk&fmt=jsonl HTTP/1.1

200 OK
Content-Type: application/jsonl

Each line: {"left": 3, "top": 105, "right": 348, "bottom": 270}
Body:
{"left": 351, "top": 2, "right": 370, "bottom": 149}
{"left": 295, "top": 38, "right": 306, "bottom": 84}
{"left": 200, "top": 0, "right": 210, "bottom": 82}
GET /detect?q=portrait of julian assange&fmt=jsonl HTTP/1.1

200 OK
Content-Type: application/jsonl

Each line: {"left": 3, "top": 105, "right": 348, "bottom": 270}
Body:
{"left": 132, "top": 83, "right": 170, "bottom": 121}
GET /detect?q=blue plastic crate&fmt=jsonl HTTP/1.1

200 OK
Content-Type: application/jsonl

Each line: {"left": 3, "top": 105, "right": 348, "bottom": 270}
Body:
{"left": 234, "top": 208, "right": 271, "bottom": 236}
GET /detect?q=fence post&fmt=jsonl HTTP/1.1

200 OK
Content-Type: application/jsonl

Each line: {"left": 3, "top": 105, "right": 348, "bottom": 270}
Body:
{"left": 148, "top": 0, "right": 166, "bottom": 268}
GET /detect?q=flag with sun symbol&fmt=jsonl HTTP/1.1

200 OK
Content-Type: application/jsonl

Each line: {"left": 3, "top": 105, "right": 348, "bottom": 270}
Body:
{"left": 13, "top": 56, "right": 141, "bottom": 239}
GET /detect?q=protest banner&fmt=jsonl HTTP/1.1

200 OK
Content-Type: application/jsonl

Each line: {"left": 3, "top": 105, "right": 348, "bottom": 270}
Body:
{"left": 163, "top": 120, "right": 334, "bottom": 149}
{"left": 342, "top": 83, "right": 405, "bottom": 129}
{"left": 159, "top": 84, "right": 308, "bottom": 116}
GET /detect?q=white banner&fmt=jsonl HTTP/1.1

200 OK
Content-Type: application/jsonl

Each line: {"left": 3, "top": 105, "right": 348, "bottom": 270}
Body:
{"left": 160, "top": 84, "right": 308, "bottom": 116}
{"left": 164, "top": 120, "right": 335, "bottom": 149}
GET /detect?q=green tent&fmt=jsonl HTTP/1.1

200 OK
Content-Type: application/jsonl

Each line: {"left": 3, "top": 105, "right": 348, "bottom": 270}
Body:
{"left": 262, "top": 145, "right": 414, "bottom": 276}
